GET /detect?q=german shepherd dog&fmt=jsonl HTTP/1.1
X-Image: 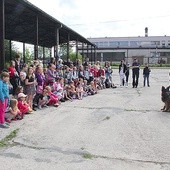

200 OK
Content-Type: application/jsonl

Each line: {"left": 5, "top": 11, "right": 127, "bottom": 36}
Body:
{"left": 161, "top": 86, "right": 170, "bottom": 112}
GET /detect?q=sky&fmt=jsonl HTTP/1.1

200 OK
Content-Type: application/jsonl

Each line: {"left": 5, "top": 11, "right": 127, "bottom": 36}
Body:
{"left": 26, "top": 0, "right": 170, "bottom": 38}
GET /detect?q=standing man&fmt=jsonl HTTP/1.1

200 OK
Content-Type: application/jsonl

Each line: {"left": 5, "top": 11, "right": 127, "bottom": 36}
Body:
{"left": 132, "top": 58, "right": 140, "bottom": 88}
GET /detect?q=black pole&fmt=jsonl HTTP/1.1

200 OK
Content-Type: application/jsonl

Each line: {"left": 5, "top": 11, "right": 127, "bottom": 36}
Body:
{"left": 35, "top": 16, "right": 39, "bottom": 60}
{"left": 82, "top": 42, "right": 84, "bottom": 63}
{"left": 91, "top": 46, "right": 93, "bottom": 64}
{"left": 67, "top": 34, "right": 70, "bottom": 62}
{"left": 76, "top": 39, "right": 78, "bottom": 60}
{"left": 9, "top": 40, "right": 12, "bottom": 60}
{"left": 87, "top": 45, "right": 89, "bottom": 62}
{"left": 94, "top": 47, "right": 96, "bottom": 63}
{"left": 54, "top": 27, "right": 59, "bottom": 62}
{"left": 23, "top": 43, "right": 25, "bottom": 63}
{"left": 43, "top": 47, "right": 45, "bottom": 67}
{"left": 0, "top": 0, "right": 5, "bottom": 71}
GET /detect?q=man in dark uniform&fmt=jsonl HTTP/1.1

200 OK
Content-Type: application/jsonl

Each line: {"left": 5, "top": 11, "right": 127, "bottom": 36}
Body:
{"left": 132, "top": 58, "right": 140, "bottom": 88}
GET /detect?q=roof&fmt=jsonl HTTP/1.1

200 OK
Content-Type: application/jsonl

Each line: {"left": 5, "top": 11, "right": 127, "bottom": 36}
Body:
{"left": 5, "top": 0, "right": 95, "bottom": 48}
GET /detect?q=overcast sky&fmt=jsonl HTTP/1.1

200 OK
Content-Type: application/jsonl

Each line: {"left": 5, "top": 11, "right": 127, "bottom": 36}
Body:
{"left": 27, "top": 0, "right": 170, "bottom": 38}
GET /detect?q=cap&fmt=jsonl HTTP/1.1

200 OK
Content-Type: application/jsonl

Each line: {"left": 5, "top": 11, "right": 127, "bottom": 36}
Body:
{"left": 18, "top": 93, "right": 27, "bottom": 98}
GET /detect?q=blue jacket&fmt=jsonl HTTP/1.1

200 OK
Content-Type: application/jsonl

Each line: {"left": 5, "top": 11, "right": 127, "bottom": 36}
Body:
{"left": 0, "top": 79, "right": 10, "bottom": 103}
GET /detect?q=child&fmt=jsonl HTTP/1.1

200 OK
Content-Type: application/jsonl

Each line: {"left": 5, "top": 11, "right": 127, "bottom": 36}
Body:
{"left": 45, "top": 86, "right": 60, "bottom": 107}
{"left": 76, "top": 82, "right": 84, "bottom": 100}
{"left": 143, "top": 63, "right": 151, "bottom": 87}
{"left": 0, "top": 72, "right": 10, "bottom": 128}
{"left": 63, "top": 85, "right": 73, "bottom": 101}
{"left": 68, "top": 81, "right": 77, "bottom": 99}
{"left": 82, "top": 80, "right": 89, "bottom": 97}
{"left": 5, "top": 99, "right": 22, "bottom": 123}
{"left": 37, "top": 88, "right": 49, "bottom": 109}
{"left": 14, "top": 85, "right": 24, "bottom": 99}
{"left": 17, "top": 93, "right": 33, "bottom": 115}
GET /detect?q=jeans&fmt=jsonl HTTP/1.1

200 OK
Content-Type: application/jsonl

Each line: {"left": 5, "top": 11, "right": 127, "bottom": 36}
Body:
{"left": 143, "top": 75, "right": 149, "bottom": 86}
{"left": 132, "top": 71, "right": 139, "bottom": 87}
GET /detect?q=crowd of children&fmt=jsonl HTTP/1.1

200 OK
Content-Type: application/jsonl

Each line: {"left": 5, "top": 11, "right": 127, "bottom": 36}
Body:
{"left": 0, "top": 56, "right": 116, "bottom": 128}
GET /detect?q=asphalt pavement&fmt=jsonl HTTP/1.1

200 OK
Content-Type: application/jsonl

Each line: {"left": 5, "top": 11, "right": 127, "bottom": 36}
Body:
{"left": 0, "top": 68, "right": 170, "bottom": 170}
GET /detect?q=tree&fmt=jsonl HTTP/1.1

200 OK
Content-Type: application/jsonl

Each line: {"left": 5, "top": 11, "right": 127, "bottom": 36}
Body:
{"left": 59, "top": 44, "right": 82, "bottom": 62}
{"left": 4, "top": 40, "right": 19, "bottom": 68}
{"left": 69, "top": 52, "right": 82, "bottom": 62}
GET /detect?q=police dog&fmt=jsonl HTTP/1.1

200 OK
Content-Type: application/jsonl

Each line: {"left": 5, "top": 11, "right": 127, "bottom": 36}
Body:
{"left": 161, "top": 86, "right": 170, "bottom": 112}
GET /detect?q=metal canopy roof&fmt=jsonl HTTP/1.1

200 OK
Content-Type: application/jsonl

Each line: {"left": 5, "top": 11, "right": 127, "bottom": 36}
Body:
{"left": 5, "top": 0, "right": 95, "bottom": 48}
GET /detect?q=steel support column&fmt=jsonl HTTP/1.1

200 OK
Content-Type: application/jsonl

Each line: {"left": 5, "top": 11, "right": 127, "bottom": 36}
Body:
{"left": 67, "top": 34, "right": 70, "bottom": 62}
{"left": 82, "top": 42, "right": 84, "bottom": 63}
{"left": 54, "top": 27, "right": 59, "bottom": 61}
{"left": 91, "top": 45, "right": 93, "bottom": 64}
{"left": 9, "top": 40, "right": 12, "bottom": 60}
{"left": 0, "top": 0, "right": 5, "bottom": 70}
{"left": 76, "top": 39, "right": 78, "bottom": 60}
{"left": 43, "top": 47, "right": 45, "bottom": 67}
{"left": 23, "top": 43, "right": 26, "bottom": 63}
{"left": 34, "top": 16, "right": 39, "bottom": 60}
{"left": 94, "top": 47, "right": 96, "bottom": 63}
{"left": 87, "top": 45, "right": 89, "bottom": 62}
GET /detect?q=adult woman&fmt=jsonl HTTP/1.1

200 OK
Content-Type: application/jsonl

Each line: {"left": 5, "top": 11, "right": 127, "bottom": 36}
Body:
{"left": 8, "top": 60, "right": 19, "bottom": 94}
{"left": 25, "top": 67, "right": 36, "bottom": 110}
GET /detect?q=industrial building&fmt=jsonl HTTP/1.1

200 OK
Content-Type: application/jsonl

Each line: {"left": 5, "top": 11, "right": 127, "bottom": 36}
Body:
{"left": 86, "top": 28, "right": 170, "bottom": 64}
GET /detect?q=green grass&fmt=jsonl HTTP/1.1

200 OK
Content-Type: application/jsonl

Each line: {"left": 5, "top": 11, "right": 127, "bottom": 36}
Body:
{"left": 0, "top": 129, "right": 19, "bottom": 148}
{"left": 83, "top": 153, "right": 93, "bottom": 159}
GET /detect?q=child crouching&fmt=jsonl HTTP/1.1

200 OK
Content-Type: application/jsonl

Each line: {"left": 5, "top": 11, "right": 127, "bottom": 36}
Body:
{"left": 45, "top": 86, "right": 60, "bottom": 107}
{"left": 17, "top": 93, "right": 33, "bottom": 115}
{"left": 5, "top": 99, "right": 22, "bottom": 123}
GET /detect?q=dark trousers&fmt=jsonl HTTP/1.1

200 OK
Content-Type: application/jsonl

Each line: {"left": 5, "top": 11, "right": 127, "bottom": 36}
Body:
{"left": 125, "top": 72, "right": 129, "bottom": 83}
{"left": 143, "top": 75, "right": 149, "bottom": 86}
{"left": 132, "top": 71, "right": 139, "bottom": 87}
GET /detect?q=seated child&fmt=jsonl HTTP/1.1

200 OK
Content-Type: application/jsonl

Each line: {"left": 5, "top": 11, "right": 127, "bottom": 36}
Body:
{"left": 88, "top": 81, "right": 97, "bottom": 95}
{"left": 44, "top": 86, "right": 60, "bottom": 107}
{"left": 76, "top": 82, "right": 84, "bottom": 100}
{"left": 68, "top": 81, "right": 77, "bottom": 99}
{"left": 53, "top": 78, "right": 65, "bottom": 102}
{"left": 63, "top": 85, "right": 73, "bottom": 101}
{"left": 5, "top": 99, "right": 22, "bottom": 123}
{"left": 17, "top": 93, "right": 33, "bottom": 114}
{"left": 37, "top": 88, "right": 50, "bottom": 109}
{"left": 82, "top": 80, "right": 89, "bottom": 97}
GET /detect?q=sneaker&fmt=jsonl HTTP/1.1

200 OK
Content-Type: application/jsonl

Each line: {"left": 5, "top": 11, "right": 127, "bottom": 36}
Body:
{"left": 60, "top": 98, "right": 65, "bottom": 102}
{"left": 43, "top": 105, "right": 49, "bottom": 108}
{"left": 5, "top": 120, "right": 11, "bottom": 126}
{"left": 0, "top": 123, "right": 9, "bottom": 128}
{"left": 38, "top": 105, "right": 42, "bottom": 109}
{"left": 54, "top": 103, "right": 59, "bottom": 107}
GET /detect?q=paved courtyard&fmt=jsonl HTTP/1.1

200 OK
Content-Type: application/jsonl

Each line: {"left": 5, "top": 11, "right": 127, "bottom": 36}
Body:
{"left": 0, "top": 68, "right": 170, "bottom": 170}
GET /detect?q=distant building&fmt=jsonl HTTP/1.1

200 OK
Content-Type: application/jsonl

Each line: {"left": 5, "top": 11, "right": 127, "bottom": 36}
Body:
{"left": 86, "top": 36, "right": 170, "bottom": 64}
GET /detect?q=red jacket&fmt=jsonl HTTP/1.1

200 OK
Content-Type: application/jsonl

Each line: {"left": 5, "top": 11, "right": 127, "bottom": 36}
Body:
{"left": 18, "top": 100, "right": 29, "bottom": 114}
{"left": 97, "top": 69, "right": 105, "bottom": 77}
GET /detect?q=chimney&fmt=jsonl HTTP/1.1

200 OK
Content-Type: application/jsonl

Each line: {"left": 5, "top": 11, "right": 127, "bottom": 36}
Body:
{"left": 145, "top": 27, "right": 148, "bottom": 37}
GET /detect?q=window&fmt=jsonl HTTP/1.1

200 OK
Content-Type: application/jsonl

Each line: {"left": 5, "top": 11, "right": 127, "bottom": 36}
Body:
{"left": 119, "top": 41, "right": 128, "bottom": 47}
{"left": 109, "top": 41, "right": 119, "bottom": 47}
{"left": 168, "top": 41, "right": 170, "bottom": 46}
{"left": 130, "top": 41, "right": 139, "bottom": 47}
{"left": 161, "top": 40, "right": 165, "bottom": 46}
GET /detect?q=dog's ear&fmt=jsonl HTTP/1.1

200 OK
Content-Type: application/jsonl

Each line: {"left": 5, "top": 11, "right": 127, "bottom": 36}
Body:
{"left": 162, "top": 86, "right": 165, "bottom": 91}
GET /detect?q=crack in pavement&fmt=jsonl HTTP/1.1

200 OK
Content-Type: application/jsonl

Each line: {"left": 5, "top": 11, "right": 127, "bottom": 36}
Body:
{"left": 10, "top": 141, "right": 170, "bottom": 166}
{"left": 64, "top": 105, "right": 157, "bottom": 113}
